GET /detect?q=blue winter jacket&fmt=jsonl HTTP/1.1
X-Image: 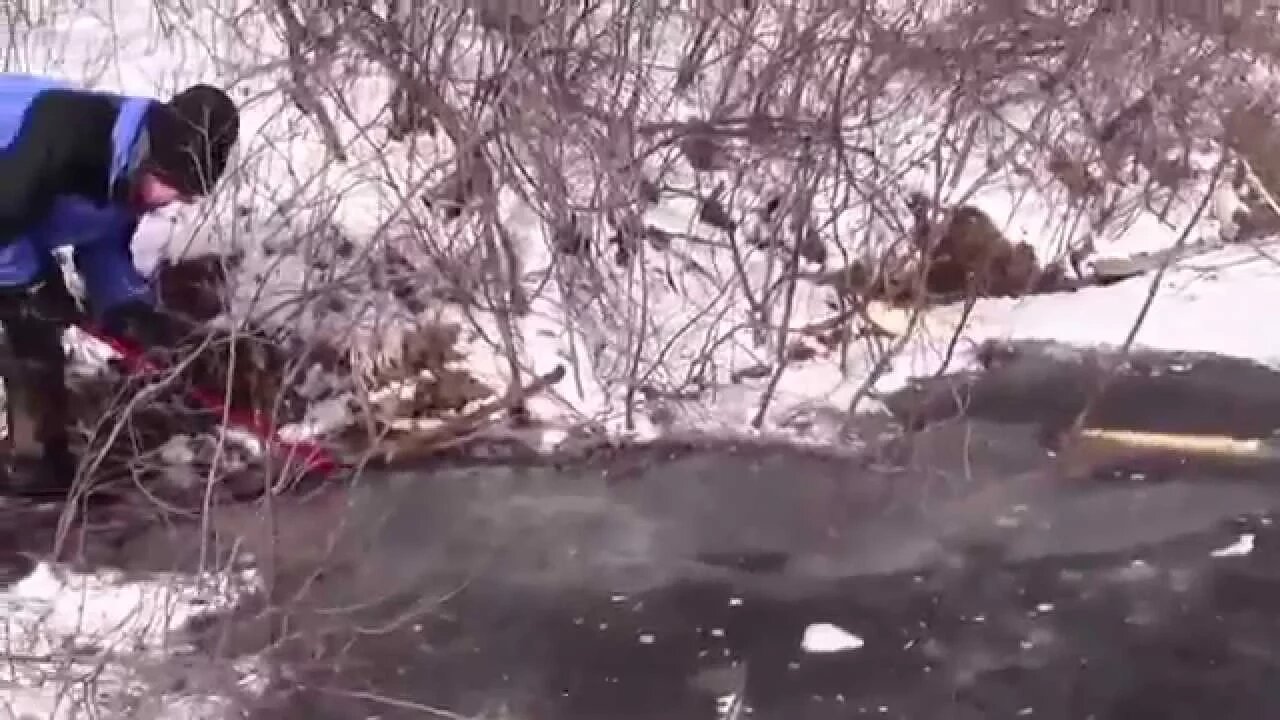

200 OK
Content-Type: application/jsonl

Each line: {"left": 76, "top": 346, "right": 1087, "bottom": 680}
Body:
{"left": 0, "top": 73, "right": 156, "bottom": 317}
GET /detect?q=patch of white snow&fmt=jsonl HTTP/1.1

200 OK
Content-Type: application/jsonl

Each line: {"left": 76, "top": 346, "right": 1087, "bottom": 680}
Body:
{"left": 801, "top": 622, "right": 865, "bottom": 654}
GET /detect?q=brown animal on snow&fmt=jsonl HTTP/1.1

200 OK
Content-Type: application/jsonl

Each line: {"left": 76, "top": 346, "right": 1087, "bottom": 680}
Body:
{"left": 806, "top": 194, "right": 1074, "bottom": 309}
{"left": 150, "top": 253, "right": 308, "bottom": 424}
{"left": 902, "top": 192, "right": 1044, "bottom": 301}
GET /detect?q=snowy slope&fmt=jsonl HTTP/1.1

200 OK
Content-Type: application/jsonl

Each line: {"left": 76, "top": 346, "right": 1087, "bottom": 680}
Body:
{"left": 21, "top": 0, "right": 1252, "bottom": 443}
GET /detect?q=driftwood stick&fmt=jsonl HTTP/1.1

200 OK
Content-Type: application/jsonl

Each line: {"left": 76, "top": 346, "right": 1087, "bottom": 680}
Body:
{"left": 361, "top": 364, "right": 566, "bottom": 469}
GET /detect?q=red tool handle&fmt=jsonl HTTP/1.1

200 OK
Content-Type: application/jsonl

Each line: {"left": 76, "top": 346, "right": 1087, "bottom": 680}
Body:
{"left": 78, "top": 323, "right": 339, "bottom": 475}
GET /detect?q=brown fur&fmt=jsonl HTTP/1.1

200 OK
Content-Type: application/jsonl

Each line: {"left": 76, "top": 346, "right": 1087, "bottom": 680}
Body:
{"left": 808, "top": 194, "right": 1075, "bottom": 307}
{"left": 153, "top": 253, "right": 237, "bottom": 323}
{"left": 149, "top": 253, "right": 310, "bottom": 423}
{"left": 906, "top": 194, "right": 1038, "bottom": 299}
{"left": 887, "top": 193, "right": 1056, "bottom": 304}
{"left": 182, "top": 330, "right": 308, "bottom": 424}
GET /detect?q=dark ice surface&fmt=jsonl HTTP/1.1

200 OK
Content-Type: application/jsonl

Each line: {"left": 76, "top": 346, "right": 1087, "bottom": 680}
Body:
{"left": 237, "top": 442, "right": 1280, "bottom": 720}
{"left": 8, "top": 340, "right": 1280, "bottom": 720}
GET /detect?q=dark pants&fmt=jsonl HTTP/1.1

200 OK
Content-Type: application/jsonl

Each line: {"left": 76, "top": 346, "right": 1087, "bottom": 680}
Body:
{"left": 0, "top": 264, "right": 79, "bottom": 490}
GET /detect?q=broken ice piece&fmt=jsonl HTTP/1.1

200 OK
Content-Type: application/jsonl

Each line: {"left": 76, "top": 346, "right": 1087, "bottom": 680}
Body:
{"left": 801, "top": 622, "right": 864, "bottom": 653}
{"left": 1210, "top": 533, "right": 1255, "bottom": 558}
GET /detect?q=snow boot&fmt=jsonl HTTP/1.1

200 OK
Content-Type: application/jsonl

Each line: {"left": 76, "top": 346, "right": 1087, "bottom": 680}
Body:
{"left": 0, "top": 452, "right": 76, "bottom": 500}
{"left": 0, "top": 288, "right": 77, "bottom": 500}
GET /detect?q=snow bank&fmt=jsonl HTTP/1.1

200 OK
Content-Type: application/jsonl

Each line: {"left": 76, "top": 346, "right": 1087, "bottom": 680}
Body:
{"left": 876, "top": 244, "right": 1280, "bottom": 392}
{"left": 0, "top": 559, "right": 263, "bottom": 719}
{"left": 22, "top": 0, "right": 1251, "bottom": 447}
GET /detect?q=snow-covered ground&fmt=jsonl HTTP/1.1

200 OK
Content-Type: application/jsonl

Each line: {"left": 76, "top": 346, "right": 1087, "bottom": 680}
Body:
{"left": 3, "top": 0, "right": 1279, "bottom": 717}
{"left": 0, "top": 561, "right": 263, "bottom": 719}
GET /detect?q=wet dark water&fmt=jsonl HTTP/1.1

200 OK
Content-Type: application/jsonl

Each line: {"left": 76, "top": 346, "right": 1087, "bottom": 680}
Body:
{"left": 188, "top": 434, "right": 1280, "bottom": 720}
{"left": 248, "top": 518, "right": 1280, "bottom": 719}
{"left": 12, "top": 341, "right": 1280, "bottom": 720}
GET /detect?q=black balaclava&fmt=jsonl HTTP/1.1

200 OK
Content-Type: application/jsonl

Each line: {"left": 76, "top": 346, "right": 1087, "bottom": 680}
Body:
{"left": 142, "top": 84, "right": 239, "bottom": 197}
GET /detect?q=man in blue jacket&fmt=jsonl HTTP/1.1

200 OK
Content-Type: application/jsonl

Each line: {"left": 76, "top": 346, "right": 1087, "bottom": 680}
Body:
{"left": 0, "top": 73, "right": 239, "bottom": 496}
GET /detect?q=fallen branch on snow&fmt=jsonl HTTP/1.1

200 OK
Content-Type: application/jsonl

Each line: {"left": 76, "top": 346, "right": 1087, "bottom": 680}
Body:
{"left": 360, "top": 364, "right": 567, "bottom": 469}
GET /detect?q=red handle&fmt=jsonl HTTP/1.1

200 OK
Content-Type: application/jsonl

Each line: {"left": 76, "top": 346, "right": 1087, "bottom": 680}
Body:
{"left": 78, "top": 323, "right": 339, "bottom": 475}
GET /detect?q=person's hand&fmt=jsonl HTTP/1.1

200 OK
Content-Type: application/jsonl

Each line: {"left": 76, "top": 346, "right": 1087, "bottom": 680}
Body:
{"left": 99, "top": 300, "right": 198, "bottom": 357}
{"left": 101, "top": 302, "right": 292, "bottom": 417}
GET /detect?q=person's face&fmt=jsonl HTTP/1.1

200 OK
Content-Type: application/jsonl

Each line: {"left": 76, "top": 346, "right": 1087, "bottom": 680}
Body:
{"left": 133, "top": 171, "right": 194, "bottom": 213}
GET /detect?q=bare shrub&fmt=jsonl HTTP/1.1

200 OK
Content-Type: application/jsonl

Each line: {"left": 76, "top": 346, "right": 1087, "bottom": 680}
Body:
{"left": 238, "top": 0, "right": 1269, "bottom": 436}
